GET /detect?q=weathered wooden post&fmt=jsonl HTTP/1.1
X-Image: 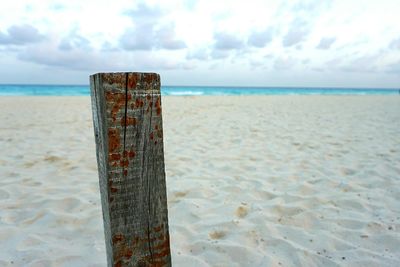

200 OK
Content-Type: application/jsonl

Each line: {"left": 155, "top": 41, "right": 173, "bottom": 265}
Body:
{"left": 90, "top": 72, "right": 171, "bottom": 267}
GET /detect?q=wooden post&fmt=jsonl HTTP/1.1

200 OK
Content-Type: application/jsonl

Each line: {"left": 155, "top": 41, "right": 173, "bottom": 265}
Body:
{"left": 90, "top": 72, "right": 171, "bottom": 267}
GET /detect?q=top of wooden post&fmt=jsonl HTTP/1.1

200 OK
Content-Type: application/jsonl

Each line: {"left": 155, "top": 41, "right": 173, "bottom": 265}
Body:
{"left": 90, "top": 72, "right": 160, "bottom": 92}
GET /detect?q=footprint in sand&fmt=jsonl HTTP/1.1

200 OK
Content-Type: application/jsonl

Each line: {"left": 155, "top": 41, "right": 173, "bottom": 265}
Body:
{"left": 235, "top": 205, "right": 249, "bottom": 218}
{"left": 24, "top": 161, "right": 37, "bottom": 168}
{"left": 174, "top": 191, "right": 188, "bottom": 198}
{"left": 44, "top": 155, "right": 63, "bottom": 163}
{"left": 209, "top": 230, "right": 226, "bottom": 240}
{"left": 169, "top": 190, "right": 189, "bottom": 204}
{"left": 341, "top": 167, "right": 356, "bottom": 176}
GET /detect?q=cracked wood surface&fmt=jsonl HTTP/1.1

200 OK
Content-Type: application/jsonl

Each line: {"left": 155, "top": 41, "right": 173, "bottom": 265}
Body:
{"left": 90, "top": 73, "right": 171, "bottom": 267}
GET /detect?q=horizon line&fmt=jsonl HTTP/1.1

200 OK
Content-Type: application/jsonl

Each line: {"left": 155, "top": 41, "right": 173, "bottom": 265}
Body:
{"left": 0, "top": 83, "right": 399, "bottom": 90}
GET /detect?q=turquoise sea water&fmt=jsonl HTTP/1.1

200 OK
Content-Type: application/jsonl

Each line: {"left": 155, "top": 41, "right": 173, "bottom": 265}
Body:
{"left": 0, "top": 84, "right": 398, "bottom": 96}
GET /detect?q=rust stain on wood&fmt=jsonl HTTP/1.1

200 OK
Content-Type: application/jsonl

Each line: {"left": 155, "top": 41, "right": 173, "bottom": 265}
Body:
{"left": 128, "top": 73, "right": 138, "bottom": 90}
{"left": 112, "top": 233, "right": 125, "bottom": 245}
{"left": 108, "top": 128, "right": 120, "bottom": 153}
{"left": 102, "top": 73, "right": 125, "bottom": 85}
{"left": 110, "top": 187, "right": 118, "bottom": 193}
{"left": 106, "top": 92, "right": 130, "bottom": 122}
{"left": 121, "top": 116, "right": 137, "bottom": 126}
{"left": 109, "top": 153, "right": 121, "bottom": 161}
{"left": 134, "top": 98, "right": 145, "bottom": 109}
{"left": 128, "top": 150, "right": 136, "bottom": 158}
{"left": 153, "top": 237, "right": 170, "bottom": 252}
{"left": 155, "top": 97, "right": 162, "bottom": 116}
{"left": 119, "top": 159, "right": 129, "bottom": 168}
{"left": 144, "top": 73, "right": 156, "bottom": 84}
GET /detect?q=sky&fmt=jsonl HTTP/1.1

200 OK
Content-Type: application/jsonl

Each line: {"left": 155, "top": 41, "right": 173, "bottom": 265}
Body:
{"left": 0, "top": 0, "right": 399, "bottom": 87}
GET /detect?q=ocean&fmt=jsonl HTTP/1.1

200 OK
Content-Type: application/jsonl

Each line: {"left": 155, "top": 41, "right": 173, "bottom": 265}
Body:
{"left": 0, "top": 84, "right": 398, "bottom": 96}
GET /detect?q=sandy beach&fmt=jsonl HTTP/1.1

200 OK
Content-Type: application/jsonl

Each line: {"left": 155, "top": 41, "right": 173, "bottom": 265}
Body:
{"left": 0, "top": 95, "right": 399, "bottom": 267}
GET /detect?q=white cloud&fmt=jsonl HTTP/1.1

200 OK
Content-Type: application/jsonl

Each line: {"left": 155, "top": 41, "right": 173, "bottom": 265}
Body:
{"left": 316, "top": 37, "right": 336, "bottom": 49}
{"left": 386, "top": 61, "right": 400, "bottom": 74}
{"left": 213, "top": 32, "right": 244, "bottom": 50}
{"left": 274, "top": 57, "right": 296, "bottom": 70}
{"left": 210, "top": 49, "right": 230, "bottom": 60}
{"left": 119, "top": 26, "right": 154, "bottom": 51}
{"left": 0, "top": 24, "right": 45, "bottom": 45}
{"left": 155, "top": 24, "right": 187, "bottom": 50}
{"left": 123, "top": 3, "right": 164, "bottom": 19}
{"left": 282, "top": 18, "right": 310, "bottom": 47}
{"left": 18, "top": 43, "right": 118, "bottom": 71}
{"left": 119, "top": 3, "right": 186, "bottom": 51}
{"left": 339, "top": 54, "right": 380, "bottom": 73}
{"left": 58, "top": 31, "right": 91, "bottom": 51}
{"left": 389, "top": 37, "right": 400, "bottom": 50}
{"left": 0, "top": 0, "right": 399, "bottom": 87}
{"left": 186, "top": 48, "right": 209, "bottom": 60}
{"left": 248, "top": 29, "right": 274, "bottom": 48}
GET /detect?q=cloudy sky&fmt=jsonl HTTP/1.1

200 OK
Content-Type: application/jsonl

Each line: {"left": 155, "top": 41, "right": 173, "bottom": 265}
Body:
{"left": 0, "top": 0, "right": 399, "bottom": 87}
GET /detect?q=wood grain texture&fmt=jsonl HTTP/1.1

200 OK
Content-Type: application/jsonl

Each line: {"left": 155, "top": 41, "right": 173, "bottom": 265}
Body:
{"left": 90, "top": 72, "right": 171, "bottom": 267}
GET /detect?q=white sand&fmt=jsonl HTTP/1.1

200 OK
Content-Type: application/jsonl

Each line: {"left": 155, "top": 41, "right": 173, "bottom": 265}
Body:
{"left": 0, "top": 96, "right": 399, "bottom": 267}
